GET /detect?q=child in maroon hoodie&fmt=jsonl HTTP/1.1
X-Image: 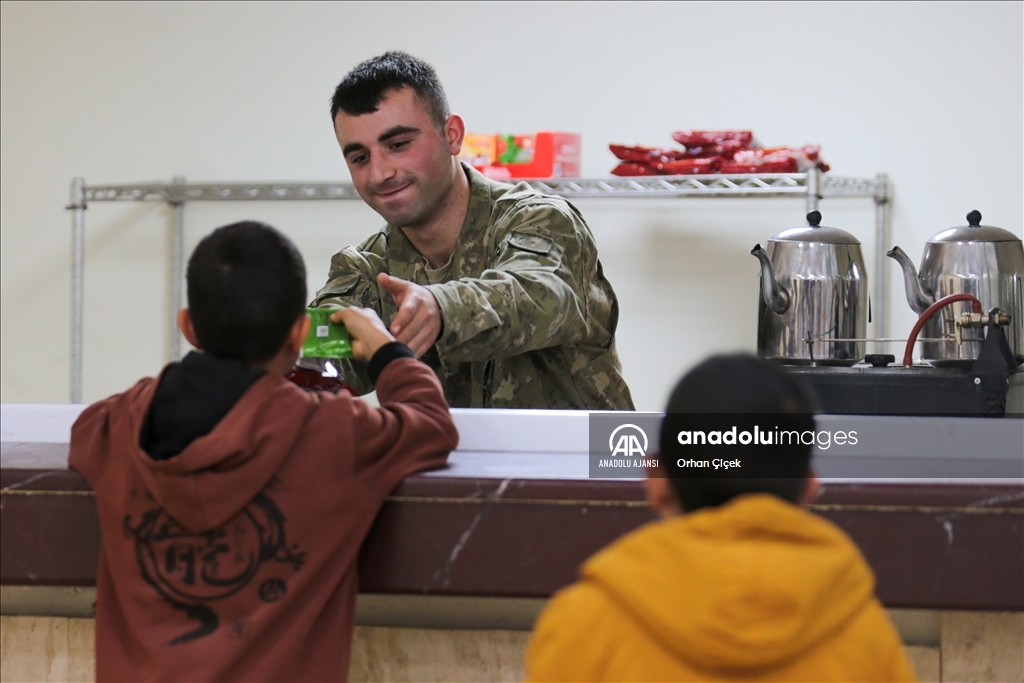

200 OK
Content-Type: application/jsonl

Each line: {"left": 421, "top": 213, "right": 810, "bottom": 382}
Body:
{"left": 70, "top": 221, "right": 458, "bottom": 682}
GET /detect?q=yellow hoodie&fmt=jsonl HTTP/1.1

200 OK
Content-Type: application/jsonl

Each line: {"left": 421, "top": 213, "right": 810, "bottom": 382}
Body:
{"left": 525, "top": 494, "right": 916, "bottom": 682}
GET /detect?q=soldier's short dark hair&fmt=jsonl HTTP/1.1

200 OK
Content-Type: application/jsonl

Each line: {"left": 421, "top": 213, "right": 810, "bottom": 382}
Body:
{"left": 660, "top": 354, "right": 820, "bottom": 512}
{"left": 330, "top": 51, "right": 450, "bottom": 130}
{"left": 186, "top": 221, "right": 306, "bottom": 365}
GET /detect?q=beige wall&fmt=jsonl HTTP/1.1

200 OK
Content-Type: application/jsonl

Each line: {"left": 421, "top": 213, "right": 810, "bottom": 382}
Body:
{"left": 3, "top": 613, "right": 1023, "bottom": 682}
{"left": 2, "top": 2, "right": 1022, "bottom": 409}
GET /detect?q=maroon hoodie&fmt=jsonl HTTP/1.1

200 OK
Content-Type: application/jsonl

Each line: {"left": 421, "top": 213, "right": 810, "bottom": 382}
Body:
{"left": 70, "top": 354, "right": 457, "bottom": 682}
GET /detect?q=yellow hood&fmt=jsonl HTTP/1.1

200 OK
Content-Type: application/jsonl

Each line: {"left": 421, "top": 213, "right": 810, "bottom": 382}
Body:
{"left": 580, "top": 494, "right": 875, "bottom": 673}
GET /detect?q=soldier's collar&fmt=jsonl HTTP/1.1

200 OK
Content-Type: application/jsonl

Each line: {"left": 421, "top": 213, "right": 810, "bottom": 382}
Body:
{"left": 460, "top": 162, "right": 500, "bottom": 243}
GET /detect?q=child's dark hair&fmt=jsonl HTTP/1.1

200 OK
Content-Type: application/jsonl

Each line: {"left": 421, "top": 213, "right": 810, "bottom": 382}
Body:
{"left": 330, "top": 51, "right": 450, "bottom": 129}
{"left": 186, "top": 221, "right": 306, "bottom": 365}
{"left": 660, "top": 354, "right": 821, "bottom": 512}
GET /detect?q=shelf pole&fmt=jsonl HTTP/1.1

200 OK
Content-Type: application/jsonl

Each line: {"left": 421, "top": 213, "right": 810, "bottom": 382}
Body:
{"left": 169, "top": 176, "right": 186, "bottom": 361}
{"left": 805, "top": 168, "right": 821, "bottom": 214}
{"left": 68, "top": 178, "right": 86, "bottom": 404}
{"left": 873, "top": 173, "right": 892, "bottom": 346}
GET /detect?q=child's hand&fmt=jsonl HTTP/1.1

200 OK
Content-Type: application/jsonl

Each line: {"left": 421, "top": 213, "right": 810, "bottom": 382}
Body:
{"left": 330, "top": 307, "right": 396, "bottom": 362}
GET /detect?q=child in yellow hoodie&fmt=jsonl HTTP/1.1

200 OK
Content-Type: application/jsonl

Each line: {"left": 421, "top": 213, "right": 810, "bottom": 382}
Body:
{"left": 525, "top": 354, "right": 917, "bottom": 682}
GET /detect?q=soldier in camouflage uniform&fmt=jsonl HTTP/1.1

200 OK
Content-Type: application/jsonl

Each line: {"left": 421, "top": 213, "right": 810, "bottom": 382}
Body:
{"left": 315, "top": 51, "right": 633, "bottom": 410}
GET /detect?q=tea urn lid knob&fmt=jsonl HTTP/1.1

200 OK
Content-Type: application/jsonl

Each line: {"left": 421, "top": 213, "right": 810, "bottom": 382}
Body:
{"left": 807, "top": 210, "right": 822, "bottom": 227}
{"left": 967, "top": 210, "right": 982, "bottom": 227}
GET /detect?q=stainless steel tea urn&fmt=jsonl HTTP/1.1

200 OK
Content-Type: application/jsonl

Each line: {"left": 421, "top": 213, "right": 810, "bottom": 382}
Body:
{"left": 888, "top": 210, "right": 1023, "bottom": 367}
{"left": 751, "top": 210, "right": 868, "bottom": 365}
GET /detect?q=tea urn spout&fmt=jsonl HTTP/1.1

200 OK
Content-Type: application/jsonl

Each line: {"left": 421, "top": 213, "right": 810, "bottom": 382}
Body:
{"left": 751, "top": 243, "right": 790, "bottom": 314}
{"left": 886, "top": 245, "right": 935, "bottom": 315}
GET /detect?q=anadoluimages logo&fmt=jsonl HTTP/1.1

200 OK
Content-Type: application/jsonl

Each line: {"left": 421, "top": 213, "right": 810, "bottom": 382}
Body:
{"left": 608, "top": 424, "right": 649, "bottom": 457}
{"left": 591, "top": 413, "right": 1024, "bottom": 480}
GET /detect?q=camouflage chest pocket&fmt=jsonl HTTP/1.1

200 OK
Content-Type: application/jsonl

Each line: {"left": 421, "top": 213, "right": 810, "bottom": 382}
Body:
{"left": 499, "top": 231, "right": 562, "bottom": 271}
{"left": 313, "top": 272, "right": 379, "bottom": 310}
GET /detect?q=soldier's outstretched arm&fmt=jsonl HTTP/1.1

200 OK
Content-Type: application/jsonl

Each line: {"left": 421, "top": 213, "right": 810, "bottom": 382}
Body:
{"left": 426, "top": 202, "right": 596, "bottom": 363}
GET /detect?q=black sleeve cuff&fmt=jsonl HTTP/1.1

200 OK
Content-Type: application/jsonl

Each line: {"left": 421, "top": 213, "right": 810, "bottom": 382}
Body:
{"left": 368, "top": 341, "right": 415, "bottom": 384}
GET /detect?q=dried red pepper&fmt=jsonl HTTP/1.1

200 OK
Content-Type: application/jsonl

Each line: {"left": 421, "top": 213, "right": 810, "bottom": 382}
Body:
{"left": 654, "top": 158, "right": 722, "bottom": 175}
{"left": 671, "top": 130, "right": 754, "bottom": 147}
{"left": 609, "top": 144, "right": 690, "bottom": 163}
{"left": 719, "top": 159, "right": 799, "bottom": 174}
{"left": 611, "top": 162, "right": 660, "bottom": 177}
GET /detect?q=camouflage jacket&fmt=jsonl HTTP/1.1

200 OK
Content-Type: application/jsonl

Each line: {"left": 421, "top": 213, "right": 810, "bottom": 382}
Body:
{"left": 312, "top": 164, "right": 634, "bottom": 410}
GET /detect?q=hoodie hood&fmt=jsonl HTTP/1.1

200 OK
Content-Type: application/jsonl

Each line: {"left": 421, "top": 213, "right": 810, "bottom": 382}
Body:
{"left": 91, "top": 356, "right": 319, "bottom": 534}
{"left": 140, "top": 351, "right": 266, "bottom": 461}
{"left": 582, "top": 494, "right": 874, "bottom": 673}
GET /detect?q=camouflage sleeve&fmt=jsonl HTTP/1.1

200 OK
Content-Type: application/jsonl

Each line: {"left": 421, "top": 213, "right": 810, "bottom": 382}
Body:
{"left": 309, "top": 243, "right": 387, "bottom": 396}
{"left": 426, "top": 201, "right": 594, "bottom": 363}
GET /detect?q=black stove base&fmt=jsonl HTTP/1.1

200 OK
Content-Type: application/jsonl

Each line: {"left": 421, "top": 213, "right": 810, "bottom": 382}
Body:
{"left": 785, "top": 365, "right": 1022, "bottom": 417}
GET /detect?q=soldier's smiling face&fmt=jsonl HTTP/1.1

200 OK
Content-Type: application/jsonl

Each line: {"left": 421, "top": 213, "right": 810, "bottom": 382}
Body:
{"left": 335, "top": 86, "right": 463, "bottom": 229}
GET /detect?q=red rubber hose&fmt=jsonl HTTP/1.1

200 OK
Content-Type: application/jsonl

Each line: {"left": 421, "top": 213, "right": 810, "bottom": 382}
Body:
{"left": 903, "top": 293, "right": 983, "bottom": 367}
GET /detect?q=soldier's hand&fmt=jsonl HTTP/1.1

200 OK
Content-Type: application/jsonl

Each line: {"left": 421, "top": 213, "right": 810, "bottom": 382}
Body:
{"left": 330, "top": 307, "right": 395, "bottom": 362}
{"left": 379, "top": 273, "right": 442, "bottom": 358}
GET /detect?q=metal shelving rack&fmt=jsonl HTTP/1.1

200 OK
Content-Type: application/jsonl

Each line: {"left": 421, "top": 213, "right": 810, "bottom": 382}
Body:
{"left": 67, "top": 168, "right": 891, "bottom": 402}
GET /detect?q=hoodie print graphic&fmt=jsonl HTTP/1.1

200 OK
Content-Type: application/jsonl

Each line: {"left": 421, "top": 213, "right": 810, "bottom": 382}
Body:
{"left": 124, "top": 490, "right": 305, "bottom": 645}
